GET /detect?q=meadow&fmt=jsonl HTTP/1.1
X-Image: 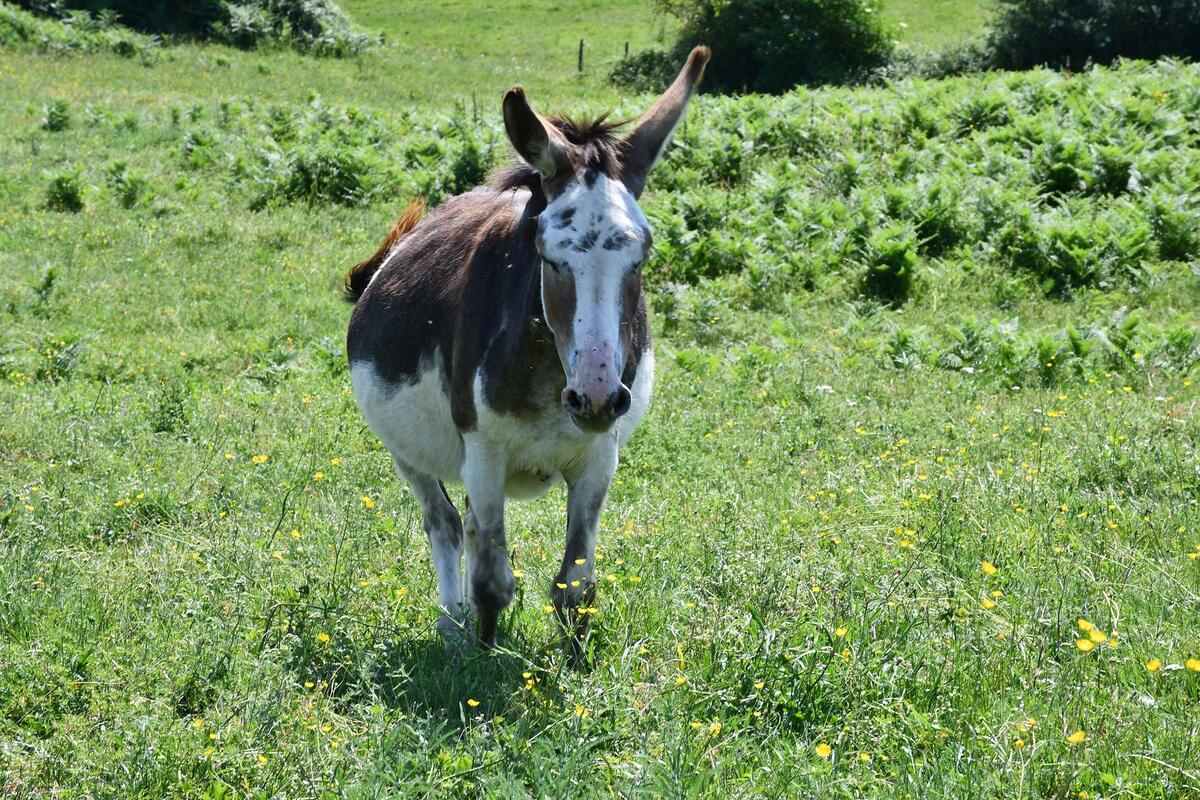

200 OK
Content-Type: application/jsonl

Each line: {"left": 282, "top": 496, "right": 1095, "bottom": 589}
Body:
{"left": 2, "top": 1, "right": 1200, "bottom": 797}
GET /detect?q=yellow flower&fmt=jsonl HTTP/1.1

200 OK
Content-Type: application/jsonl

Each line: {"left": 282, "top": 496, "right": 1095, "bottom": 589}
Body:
{"left": 981, "top": 561, "right": 998, "bottom": 575}
{"left": 574, "top": 704, "right": 590, "bottom": 718}
{"left": 1186, "top": 658, "right": 1200, "bottom": 673}
{"left": 834, "top": 626, "right": 848, "bottom": 638}
{"left": 1146, "top": 658, "right": 1162, "bottom": 672}
{"left": 674, "top": 675, "right": 687, "bottom": 685}
{"left": 316, "top": 632, "right": 330, "bottom": 645}
{"left": 858, "top": 752, "right": 871, "bottom": 762}
{"left": 815, "top": 742, "right": 832, "bottom": 758}
{"left": 982, "top": 598, "right": 996, "bottom": 610}
{"left": 1013, "top": 738, "right": 1025, "bottom": 749}
{"left": 1087, "top": 629, "right": 1107, "bottom": 644}
{"left": 1075, "top": 639, "right": 1095, "bottom": 652}
{"left": 466, "top": 698, "right": 480, "bottom": 708}
{"left": 1066, "top": 730, "right": 1086, "bottom": 745}
{"left": 361, "top": 496, "right": 375, "bottom": 509}
{"left": 251, "top": 454, "right": 268, "bottom": 464}
{"left": 707, "top": 720, "right": 722, "bottom": 736}
{"left": 753, "top": 680, "right": 765, "bottom": 690}
{"left": 1076, "top": 618, "right": 1094, "bottom": 632}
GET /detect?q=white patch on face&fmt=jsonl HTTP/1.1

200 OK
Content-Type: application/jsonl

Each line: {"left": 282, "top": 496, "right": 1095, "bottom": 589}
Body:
{"left": 538, "top": 173, "right": 650, "bottom": 399}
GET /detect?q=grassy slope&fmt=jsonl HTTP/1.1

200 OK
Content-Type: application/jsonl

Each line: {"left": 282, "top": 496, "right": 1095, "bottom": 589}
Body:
{"left": 882, "top": 0, "right": 995, "bottom": 47}
{"left": 2, "top": 4, "right": 1200, "bottom": 799}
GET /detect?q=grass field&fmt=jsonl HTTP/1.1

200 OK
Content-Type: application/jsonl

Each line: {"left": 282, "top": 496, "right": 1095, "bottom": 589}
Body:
{"left": 883, "top": 0, "right": 995, "bottom": 48}
{"left": 3, "top": 1, "right": 1200, "bottom": 797}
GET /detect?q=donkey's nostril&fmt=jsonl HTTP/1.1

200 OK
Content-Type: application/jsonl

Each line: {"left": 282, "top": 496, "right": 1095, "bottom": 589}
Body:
{"left": 562, "top": 387, "right": 585, "bottom": 414}
{"left": 611, "top": 386, "right": 632, "bottom": 418}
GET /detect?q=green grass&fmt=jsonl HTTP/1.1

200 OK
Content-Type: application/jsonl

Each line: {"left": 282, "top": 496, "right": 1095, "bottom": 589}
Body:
{"left": 3, "top": 3, "right": 1200, "bottom": 797}
{"left": 882, "top": 0, "right": 995, "bottom": 47}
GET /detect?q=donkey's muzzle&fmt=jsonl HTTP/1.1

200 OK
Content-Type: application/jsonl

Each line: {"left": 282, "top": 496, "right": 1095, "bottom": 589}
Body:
{"left": 562, "top": 385, "right": 632, "bottom": 432}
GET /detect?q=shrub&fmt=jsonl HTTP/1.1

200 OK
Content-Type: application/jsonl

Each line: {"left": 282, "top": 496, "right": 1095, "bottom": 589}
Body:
{"left": 11, "top": 0, "right": 376, "bottom": 56}
{"left": 608, "top": 49, "right": 679, "bottom": 94}
{"left": 253, "top": 140, "right": 374, "bottom": 208}
{"left": 988, "top": 0, "right": 1200, "bottom": 71}
{"left": 105, "top": 161, "right": 147, "bottom": 208}
{"left": 44, "top": 169, "right": 84, "bottom": 212}
{"left": 1146, "top": 190, "right": 1199, "bottom": 261}
{"left": 40, "top": 99, "right": 70, "bottom": 131}
{"left": 858, "top": 223, "right": 918, "bottom": 306}
{"left": 613, "top": 0, "right": 894, "bottom": 93}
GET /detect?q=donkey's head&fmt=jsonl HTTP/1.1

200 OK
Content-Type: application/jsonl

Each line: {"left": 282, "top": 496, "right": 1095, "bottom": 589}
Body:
{"left": 503, "top": 46, "right": 710, "bottom": 433}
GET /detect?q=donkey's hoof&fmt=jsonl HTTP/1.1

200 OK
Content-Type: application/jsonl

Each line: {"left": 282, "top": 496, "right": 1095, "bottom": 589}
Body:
{"left": 477, "top": 606, "right": 501, "bottom": 649}
{"left": 437, "top": 616, "right": 472, "bottom": 660}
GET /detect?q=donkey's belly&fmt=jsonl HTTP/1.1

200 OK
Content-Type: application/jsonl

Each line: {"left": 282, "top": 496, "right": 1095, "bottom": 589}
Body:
{"left": 350, "top": 357, "right": 464, "bottom": 482}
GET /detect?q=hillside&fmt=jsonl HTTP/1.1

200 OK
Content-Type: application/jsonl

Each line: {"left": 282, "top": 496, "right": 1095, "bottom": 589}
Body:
{"left": 2, "top": 4, "right": 1199, "bottom": 797}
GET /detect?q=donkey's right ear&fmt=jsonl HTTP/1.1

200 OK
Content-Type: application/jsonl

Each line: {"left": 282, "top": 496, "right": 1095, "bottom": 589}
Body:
{"left": 503, "top": 87, "right": 570, "bottom": 180}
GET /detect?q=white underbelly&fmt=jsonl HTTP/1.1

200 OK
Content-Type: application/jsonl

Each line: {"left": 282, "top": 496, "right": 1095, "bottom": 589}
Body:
{"left": 350, "top": 347, "right": 654, "bottom": 496}
{"left": 350, "top": 356, "right": 464, "bottom": 482}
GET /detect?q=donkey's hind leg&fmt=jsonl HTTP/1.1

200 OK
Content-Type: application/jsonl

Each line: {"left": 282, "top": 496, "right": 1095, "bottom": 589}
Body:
{"left": 393, "top": 458, "right": 466, "bottom": 647}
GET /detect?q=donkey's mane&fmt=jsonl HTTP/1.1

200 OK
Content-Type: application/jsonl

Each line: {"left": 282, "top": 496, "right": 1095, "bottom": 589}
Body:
{"left": 488, "top": 113, "right": 626, "bottom": 193}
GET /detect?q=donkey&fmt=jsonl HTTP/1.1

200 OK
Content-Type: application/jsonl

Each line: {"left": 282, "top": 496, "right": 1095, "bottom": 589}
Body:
{"left": 345, "top": 46, "right": 710, "bottom": 652}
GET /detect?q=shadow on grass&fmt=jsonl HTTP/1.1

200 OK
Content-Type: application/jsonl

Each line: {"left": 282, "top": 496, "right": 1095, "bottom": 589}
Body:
{"left": 285, "top": 613, "right": 589, "bottom": 727}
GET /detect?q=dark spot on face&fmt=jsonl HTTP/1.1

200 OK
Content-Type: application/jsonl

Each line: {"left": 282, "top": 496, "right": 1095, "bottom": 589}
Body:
{"left": 583, "top": 168, "right": 599, "bottom": 188}
{"left": 574, "top": 229, "right": 600, "bottom": 252}
{"left": 554, "top": 207, "right": 576, "bottom": 228}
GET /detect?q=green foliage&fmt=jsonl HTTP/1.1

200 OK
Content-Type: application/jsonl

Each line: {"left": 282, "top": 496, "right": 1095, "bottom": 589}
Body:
{"left": 4, "top": 30, "right": 1200, "bottom": 798}
{"left": 988, "top": 0, "right": 1200, "bottom": 70}
{"left": 614, "top": 0, "right": 895, "bottom": 93}
{"left": 9, "top": 0, "right": 376, "bottom": 56}
{"left": 859, "top": 223, "right": 918, "bottom": 305}
{"left": 0, "top": 2, "right": 157, "bottom": 57}
{"left": 104, "top": 160, "right": 147, "bottom": 208}
{"left": 39, "top": 97, "right": 69, "bottom": 130}
{"left": 607, "top": 48, "right": 679, "bottom": 93}
{"left": 43, "top": 168, "right": 83, "bottom": 211}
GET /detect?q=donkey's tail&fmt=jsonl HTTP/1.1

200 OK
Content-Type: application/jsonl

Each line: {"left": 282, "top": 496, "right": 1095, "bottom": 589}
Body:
{"left": 343, "top": 199, "right": 426, "bottom": 302}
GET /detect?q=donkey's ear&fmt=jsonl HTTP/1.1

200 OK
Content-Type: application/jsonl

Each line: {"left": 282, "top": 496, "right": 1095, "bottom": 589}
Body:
{"left": 503, "top": 86, "right": 570, "bottom": 180}
{"left": 620, "top": 45, "right": 710, "bottom": 198}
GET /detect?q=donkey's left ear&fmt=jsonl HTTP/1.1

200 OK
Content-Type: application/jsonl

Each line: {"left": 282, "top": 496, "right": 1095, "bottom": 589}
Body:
{"left": 620, "top": 45, "right": 711, "bottom": 198}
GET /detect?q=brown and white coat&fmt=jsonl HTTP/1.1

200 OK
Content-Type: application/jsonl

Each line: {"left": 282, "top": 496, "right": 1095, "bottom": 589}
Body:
{"left": 346, "top": 47, "right": 710, "bottom": 651}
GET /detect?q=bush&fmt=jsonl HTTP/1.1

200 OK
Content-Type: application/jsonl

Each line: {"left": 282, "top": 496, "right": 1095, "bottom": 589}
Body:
{"left": 11, "top": 0, "right": 376, "bottom": 56}
{"left": 40, "top": 99, "right": 71, "bottom": 131}
{"left": 0, "top": 3, "right": 157, "bottom": 57}
{"left": 858, "top": 223, "right": 918, "bottom": 306}
{"left": 613, "top": 0, "right": 894, "bottom": 93}
{"left": 988, "top": 0, "right": 1200, "bottom": 71}
{"left": 44, "top": 169, "right": 84, "bottom": 212}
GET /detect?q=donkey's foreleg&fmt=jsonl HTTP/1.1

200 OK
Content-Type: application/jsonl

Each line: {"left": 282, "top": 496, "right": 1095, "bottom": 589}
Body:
{"left": 393, "top": 459, "right": 466, "bottom": 647}
{"left": 461, "top": 439, "right": 514, "bottom": 648}
{"left": 553, "top": 441, "right": 618, "bottom": 650}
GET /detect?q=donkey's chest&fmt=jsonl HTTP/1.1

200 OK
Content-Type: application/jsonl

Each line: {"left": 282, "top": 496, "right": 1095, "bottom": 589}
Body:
{"left": 475, "top": 377, "right": 597, "bottom": 495}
